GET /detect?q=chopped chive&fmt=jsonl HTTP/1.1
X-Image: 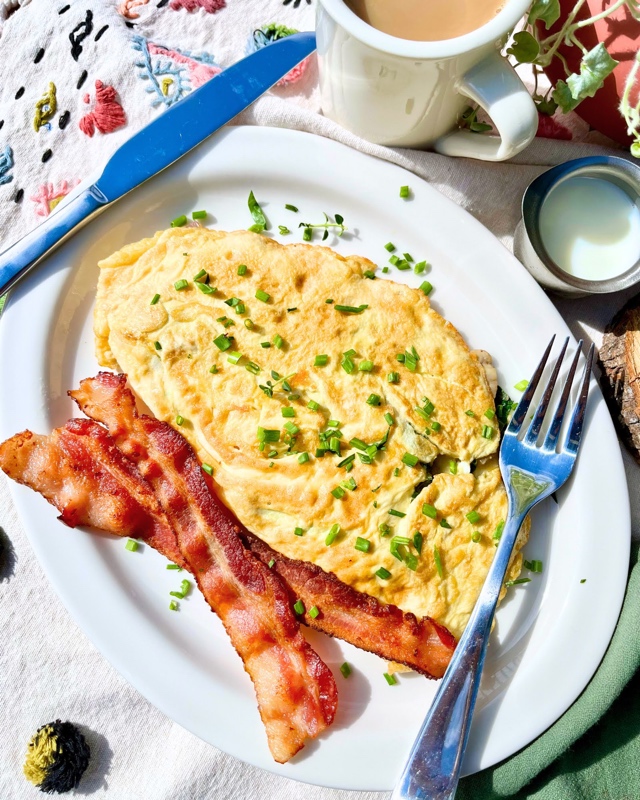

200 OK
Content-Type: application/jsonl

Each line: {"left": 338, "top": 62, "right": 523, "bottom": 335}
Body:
{"left": 255, "top": 289, "right": 270, "bottom": 303}
{"left": 293, "top": 599, "right": 305, "bottom": 615}
{"left": 315, "top": 447, "right": 327, "bottom": 458}
{"left": 419, "top": 280, "right": 433, "bottom": 295}
{"left": 396, "top": 260, "right": 411, "bottom": 271}
{"left": 213, "top": 334, "right": 232, "bottom": 351}
{"left": 422, "top": 503, "right": 437, "bottom": 519}
{"left": 524, "top": 559, "right": 543, "bottom": 573}
{"left": 297, "top": 452, "right": 310, "bottom": 464}
{"left": 325, "top": 299, "right": 334, "bottom": 304}
{"left": 414, "top": 261, "right": 427, "bottom": 274}
{"left": 340, "top": 662, "right": 351, "bottom": 678}
{"left": 171, "top": 214, "right": 187, "bottom": 227}
{"left": 359, "top": 360, "right": 374, "bottom": 372}
{"left": 273, "top": 334, "right": 284, "bottom": 349}
{"left": 422, "top": 399, "right": 435, "bottom": 415}
{"left": 484, "top": 409, "right": 496, "bottom": 420}
{"left": 405, "top": 553, "right": 419, "bottom": 571}
{"left": 431, "top": 421, "right": 442, "bottom": 432}
{"left": 283, "top": 421, "right": 299, "bottom": 435}
{"left": 413, "top": 531, "right": 423, "bottom": 553}
{"left": 154, "top": 341, "right": 162, "bottom": 351}
{"left": 227, "top": 351, "right": 243, "bottom": 365}
{"left": 175, "top": 415, "right": 184, "bottom": 426}
{"left": 384, "top": 413, "right": 394, "bottom": 426}
{"left": 337, "top": 454, "right": 356, "bottom": 469}
{"left": 331, "top": 486, "right": 346, "bottom": 499}
{"left": 471, "top": 531, "right": 482, "bottom": 543}
{"left": 341, "top": 355, "right": 355, "bottom": 374}
{"left": 278, "top": 225, "right": 291, "bottom": 235}
{"left": 192, "top": 209, "right": 207, "bottom": 220}
{"left": 268, "top": 559, "right": 275, "bottom": 568}
{"left": 382, "top": 266, "right": 389, "bottom": 273}
{"left": 399, "top": 185, "right": 410, "bottom": 198}
{"left": 514, "top": 379, "right": 529, "bottom": 392}
{"left": 201, "top": 463, "right": 213, "bottom": 476}
{"left": 174, "top": 279, "right": 189, "bottom": 291}
{"left": 389, "top": 509, "right": 406, "bottom": 518}
{"left": 334, "top": 304, "right": 368, "bottom": 314}
{"left": 342, "top": 476, "right": 357, "bottom": 491}
{"left": 285, "top": 203, "right": 299, "bottom": 212}
{"left": 180, "top": 579, "right": 191, "bottom": 596}
{"left": 309, "top": 605, "right": 320, "bottom": 619}
{"left": 169, "top": 599, "right": 179, "bottom": 611}
{"left": 493, "top": 520, "right": 505, "bottom": 540}
{"left": 193, "top": 268, "right": 208, "bottom": 282}
{"left": 433, "top": 545, "right": 443, "bottom": 578}
{"left": 440, "top": 519, "right": 451, "bottom": 529}
{"left": 197, "top": 282, "right": 215, "bottom": 295}
{"left": 125, "top": 539, "right": 138, "bottom": 552}
{"left": 387, "top": 372, "right": 399, "bottom": 384}
{"left": 268, "top": 450, "right": 278, "bottom": 458}
{"left": 302, "top": 227, "right": 312, "bottom": 241}
{"left": 403, "top": 252, "right": 413, "bottom": 262}
{"left": 314, "top": 354, "right": 329, "bottom": 367}
{"left": 257, "top": 427, "right": 280, "bottom": 443}
{"left": 378, "top": 523, "right": 391, "bottom": 536}
{"left": 505, "top": 578, "right": 531, "bottom": 587}
{"left": 209, "top": 365, "right": 218, "bottom": 374}
{"left": 348, "top": 438, "right": 367, "bottom": 451}
{"left": 325, "top": 523, "right": 340, "bottom": 546}
{"left": 166, "top": 564, "right": 182, "bottom": 570}
{"left": 449, "top": 460, "right": 457, "bottom": 475}
{"left": 244, "top": 320, "right": 255, "bottom": 332}
{"left": 329, "top": 437, "right": 341, "bottom": 454}
{"left": 328, "top": 419, "right": 341, "bottom": 428}
{"left": 375, "top": 567, "right": 391, "bottom": 580}
{"left": 235, "top": 302, "right": 246, "bottom": 315}
{"left": 343, "top": 348, "right": 356, "bottom": 358}
{"left": 481, "top": 425, "right": 494, "bottom": 439}
{"left": 245, "top": 361, "right": 260, "bottom": 375}
{"left": 465, "top": 410, "right": 475, "bottom": 417}
{"left": 384, "top": 242, "right": 396, "bottom": 252}
{"left": 281, "top": 406, "right": 295, "bottom": 418}
{"left": 396, "top": 353, "right": 405, "bottom": 363}
{"left": 366, "top": 393, "right": 381, "bottom": 406}
{"left": 384, "top": 672, "right": 397, "bottom": 685}
{"left": 355, "top": 537, "right": 371, "bottom": 553}
{"left": 402, "top": 453, "right": 419, "bottom": 467}
{"left": 363, "top": 270, "right": 376, "bottom": 279}
{"left": 150, "top": 293, "right": 161, "bottom": 305}
{"left": 389, "top": 255, "right": 400, "bottom": 266}
{"left": 169, "top": 590, "right": 185, "bottom": 599}
{"left": 294, "top": 527, "right": 305, "bottom": 536}
{"left": 466, "top": 510, "right": 481, "bottom": 523}
{"left": 580, "top": 578, "right": 587, "bottom": 584}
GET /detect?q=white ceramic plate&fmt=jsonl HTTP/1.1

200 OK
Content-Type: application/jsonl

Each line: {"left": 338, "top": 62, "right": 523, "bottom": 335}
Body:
{"left": 0, "top": 127, "right": 630, "bottom": 791}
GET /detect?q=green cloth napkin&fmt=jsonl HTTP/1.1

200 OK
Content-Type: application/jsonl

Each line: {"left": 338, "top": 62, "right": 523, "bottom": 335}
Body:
{"left": 457, "top": 542, "right": 640, "bottom": 799}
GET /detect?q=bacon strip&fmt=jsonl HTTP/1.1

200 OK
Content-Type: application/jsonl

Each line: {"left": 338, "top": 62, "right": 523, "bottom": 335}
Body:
{"left": 0, "top": 419, "right": 186, "bottom": 567}
{"left": 70, "top": 374, "right": 337, "bottom": 763}
{"left": 73, "top": 373, "right": 455, "bottom": 679}
{"left": 242, "top": 532, "right": 456, "bottom": 679}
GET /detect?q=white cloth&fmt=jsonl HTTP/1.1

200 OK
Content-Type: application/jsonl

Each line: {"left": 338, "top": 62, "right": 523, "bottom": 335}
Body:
{"left": 1, "top": 2, "right": 639, "bottom": 799}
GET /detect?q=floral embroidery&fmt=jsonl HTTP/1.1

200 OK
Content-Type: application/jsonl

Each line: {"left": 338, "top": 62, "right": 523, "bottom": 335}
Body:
{"left": 0, "top": 145, "right": 14, "bottom": 186}
{"left": 34, "top": 83, "right": 57, "bottom": 132}
{"left": 30, "top": 179, "right": 80, "bottom": 216}
{"left": 246, "top": 24, "right": 311, "bottom": 86}
{"left": 79, "top": 80, "right": 126, "bottom": 137}
{"left": 132, "top": 35, "right": 221, "bottom": 108}
{"left": 117, "top": 0, "right": 150, "bottom": 20}
{"left": 169, "top": 0, "right": 226, "bottom": 11}
{"left": 69, "top": 9, "right": 93, "bottom": 61}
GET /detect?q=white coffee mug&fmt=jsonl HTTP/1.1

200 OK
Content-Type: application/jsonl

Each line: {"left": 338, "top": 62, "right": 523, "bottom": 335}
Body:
{"left": 316, "top": 0, "right": 538, "bottom": 161}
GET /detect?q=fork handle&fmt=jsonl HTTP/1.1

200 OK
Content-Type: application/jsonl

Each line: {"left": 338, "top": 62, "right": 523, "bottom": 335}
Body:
{"left": 391, "top": 510, "right": 527, "bottom": 800}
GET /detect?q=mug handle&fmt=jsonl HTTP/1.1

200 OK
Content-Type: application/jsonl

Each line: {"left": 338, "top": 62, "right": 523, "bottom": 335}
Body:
{"left": 434, "top": 51, "right": 538, "bottom": 162}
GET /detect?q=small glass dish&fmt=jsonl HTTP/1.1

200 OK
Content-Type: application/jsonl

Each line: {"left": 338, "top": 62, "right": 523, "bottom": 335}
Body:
{"left": 514, "top": 155, "right": 640, "bottom": 297}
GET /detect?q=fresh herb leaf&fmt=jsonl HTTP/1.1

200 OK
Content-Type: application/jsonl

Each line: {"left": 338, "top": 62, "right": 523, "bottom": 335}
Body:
{"left": 248, "top": 190, "right": 269, "bottom": 231}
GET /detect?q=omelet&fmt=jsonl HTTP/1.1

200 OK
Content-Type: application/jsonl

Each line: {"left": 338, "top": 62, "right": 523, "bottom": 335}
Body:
{"left": 95, "top": 228, "right": 527, "bottom": 639}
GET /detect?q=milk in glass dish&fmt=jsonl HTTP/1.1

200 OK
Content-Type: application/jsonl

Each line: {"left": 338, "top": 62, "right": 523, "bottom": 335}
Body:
{"left": 514, "top": 156, "right": 640, "bottom": 296}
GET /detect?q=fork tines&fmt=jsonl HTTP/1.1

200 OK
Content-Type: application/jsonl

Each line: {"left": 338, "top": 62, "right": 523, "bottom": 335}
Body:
{"left": 507, "top": 336, "right": 595, "bottom": 454}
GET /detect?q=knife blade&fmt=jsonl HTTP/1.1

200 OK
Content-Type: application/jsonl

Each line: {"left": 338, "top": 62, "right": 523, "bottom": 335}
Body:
{"left": 0, "top": 31, "right": 316, "bottom": 297}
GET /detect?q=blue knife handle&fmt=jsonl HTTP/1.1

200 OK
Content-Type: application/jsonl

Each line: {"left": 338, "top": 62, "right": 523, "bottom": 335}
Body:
{"left": 0, "top": 187, "right": 108, "bottom": 297}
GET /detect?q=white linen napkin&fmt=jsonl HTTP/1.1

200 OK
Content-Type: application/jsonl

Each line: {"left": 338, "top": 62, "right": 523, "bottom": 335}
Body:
{"left": 1, "top": 2, "right": 638, "bottom": 799}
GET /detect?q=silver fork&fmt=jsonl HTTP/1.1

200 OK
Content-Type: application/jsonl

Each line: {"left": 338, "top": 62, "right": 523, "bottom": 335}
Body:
{"left": 391, "top": 335, "right": 595, "bottom": 800}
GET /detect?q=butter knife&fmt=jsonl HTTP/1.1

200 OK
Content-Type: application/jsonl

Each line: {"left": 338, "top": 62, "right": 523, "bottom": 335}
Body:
{"left": 0, "top": 32, "right": 316, "bottom": 297}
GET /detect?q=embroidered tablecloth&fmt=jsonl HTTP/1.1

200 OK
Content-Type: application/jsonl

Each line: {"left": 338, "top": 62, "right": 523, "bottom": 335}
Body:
{"left": 1, "top": 2, "right": 639, "bottom": 799}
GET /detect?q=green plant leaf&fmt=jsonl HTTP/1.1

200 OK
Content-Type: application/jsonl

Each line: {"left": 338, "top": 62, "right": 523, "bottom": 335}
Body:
{"left": 552, "top": 44, "right": 618, "bottom": 112}
{"left": 631, "top": 141, "right": 640, "bottom": 158}
{"left": 534, "top": 94, "right": 558, "bottom": 116}
{"left": 507, "top": 31, "right": 540, "bottom": 63}
{"left": 528, "top": 0, "right": 561, "bottom": 29}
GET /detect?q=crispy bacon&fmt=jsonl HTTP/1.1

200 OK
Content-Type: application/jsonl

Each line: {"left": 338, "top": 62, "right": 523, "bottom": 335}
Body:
{"left": 0, "top": 419, "right": 186, "bottom": 567}
{"left": 243, "top": 532, "right": 456, "bottom": 679}
{"left": 70, "top": 374, "right": 337, "bottom": 763}
{"left": 72, "top": 373, "right": 456, "bottom": 679}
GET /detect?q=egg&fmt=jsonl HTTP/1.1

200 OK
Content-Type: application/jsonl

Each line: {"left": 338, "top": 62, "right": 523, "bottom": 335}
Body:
{"left": 95, "top": 228, "right": 527, "bottom": 638}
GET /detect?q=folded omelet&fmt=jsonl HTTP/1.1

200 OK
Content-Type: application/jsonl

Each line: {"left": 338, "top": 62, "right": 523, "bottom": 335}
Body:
{"left": 95, "top": 228, "right": 527, "bottom": 639}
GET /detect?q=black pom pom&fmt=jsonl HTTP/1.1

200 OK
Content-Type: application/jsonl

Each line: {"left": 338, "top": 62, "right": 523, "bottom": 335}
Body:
{"left": 24, "top": 720, "right": 90, "bottom": 794}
